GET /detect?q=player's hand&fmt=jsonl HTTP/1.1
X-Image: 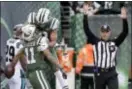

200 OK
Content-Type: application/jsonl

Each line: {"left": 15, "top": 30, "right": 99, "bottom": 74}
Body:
{"left": 120, "top": 7, "right": 127, "bottom": 19}
{"left": 4, "top": 64, "right": 15, "bottom": 79}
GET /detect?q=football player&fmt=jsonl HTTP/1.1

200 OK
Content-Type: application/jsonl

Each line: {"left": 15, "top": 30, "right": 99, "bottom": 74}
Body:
{"left": 27, "top": 11, "right": 57, "bottom": 89}
{"left": 4, "top": 24, "right": 27, "bottom": 89}
{"left": 36, "top": 8, "right": 69, "bottom": 89}
{"left": 48, "top": 17, "right": 59, "bottom": 47}
{"left": 7, "top": 8, "right": 68, "bottom": 89}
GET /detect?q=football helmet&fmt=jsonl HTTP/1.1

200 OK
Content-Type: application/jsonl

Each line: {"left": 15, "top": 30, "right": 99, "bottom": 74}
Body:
{"left": 21, "top": 24, "right": 36, "bottom": 41}
{"left": 49, "top": 17, "right": 59, "bottom": 30}
{"left": 36, "top": 8, "right": 51, "bottom": 24}
{"left": 27, "top": 12, "right": 36, "bottom": 24}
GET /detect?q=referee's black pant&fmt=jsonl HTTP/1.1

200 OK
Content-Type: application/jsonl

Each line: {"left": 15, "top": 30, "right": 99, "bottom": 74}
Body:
{"left": 81, "top": 76, "right": 94, "bottom": 89}
{"left": 81, "top": 66, "right": 95, "bottom": 89}
{"left": 95, "top": 67, "right": 119, "bottom": 89}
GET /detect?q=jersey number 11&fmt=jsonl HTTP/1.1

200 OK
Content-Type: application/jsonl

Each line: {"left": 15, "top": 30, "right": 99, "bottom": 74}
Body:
{"left": 25, "top": 47, "right": 36, "bottom": 64}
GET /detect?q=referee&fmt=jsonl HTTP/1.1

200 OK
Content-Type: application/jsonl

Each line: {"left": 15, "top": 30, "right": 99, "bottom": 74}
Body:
{"left": 83, "top": 7, "right": 128, "bottom": 89}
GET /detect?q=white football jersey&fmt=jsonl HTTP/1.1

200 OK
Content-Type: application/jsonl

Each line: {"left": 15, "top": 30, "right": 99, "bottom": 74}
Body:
{"left": 5, "top": 38, "right": 24, "bottom": 70}
{"left": 5, "top": 38, "right": 27, "bottom": 89}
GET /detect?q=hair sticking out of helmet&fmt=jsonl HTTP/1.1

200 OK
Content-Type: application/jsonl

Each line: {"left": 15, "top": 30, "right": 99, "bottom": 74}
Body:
{"left": 36, "top": 8, "right": 51, "bottom": 24}
{"left": 21, "top": 24, "right": 36, "bottom": 41}
{"left": 49, "top": 17, "right": 59, "bottom": 31}
{"left": 27, "top": 12, "right": 36, "bottom": 24}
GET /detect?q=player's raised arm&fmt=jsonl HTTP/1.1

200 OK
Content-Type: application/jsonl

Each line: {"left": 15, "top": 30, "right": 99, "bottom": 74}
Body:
{"left": 83, "top": 14, "right": 99, "bottom": 44}
{"left": 114, "top": 7, "right": 128, "bottom": 46}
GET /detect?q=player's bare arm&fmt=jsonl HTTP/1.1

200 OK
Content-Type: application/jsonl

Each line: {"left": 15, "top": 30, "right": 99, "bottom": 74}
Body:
{"left": 20, "top": 55, "right": 27, "bottom": 71}
{"left": 11, "top": 48, "right": 24, "bottom": 68}
{"left": 4, "top": 48, "right": 24, "bottom": 78}
{"left": 43, "top": 48, "right": 67, "bottom": 79}
{"left": 43, "top": 48, "right": 62, "bottom": 70}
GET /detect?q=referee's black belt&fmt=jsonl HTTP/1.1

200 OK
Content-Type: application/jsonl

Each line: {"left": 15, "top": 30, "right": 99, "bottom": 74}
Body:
{"left": 81, "top": 66, "right": 94, "bottom": 73}
{"left": 97, "top": 67, "right": 115, "bottom": 72}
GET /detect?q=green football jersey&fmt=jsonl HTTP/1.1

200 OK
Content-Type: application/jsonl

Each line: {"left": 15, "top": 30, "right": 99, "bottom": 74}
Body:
{"left": 23, "top": 35, "right": 56, "bottom": 89}
{"left": 24, "top": 35, "right": 49, "bottom": 72}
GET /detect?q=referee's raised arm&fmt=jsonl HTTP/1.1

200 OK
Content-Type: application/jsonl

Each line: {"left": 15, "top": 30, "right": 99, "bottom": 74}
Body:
{"left": 83, "top": 14, "right": 99, "bottom": 44}
{"left": 114, "top": 7, "right": 129, "bottom": 46}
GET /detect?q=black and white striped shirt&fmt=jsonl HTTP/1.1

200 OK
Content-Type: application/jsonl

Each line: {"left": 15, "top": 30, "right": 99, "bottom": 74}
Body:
{"left": 93, "top": 41, "right": 118, "bottom": 68}
{"left": 83, "top": 15, "right": 128, "bottom": 69}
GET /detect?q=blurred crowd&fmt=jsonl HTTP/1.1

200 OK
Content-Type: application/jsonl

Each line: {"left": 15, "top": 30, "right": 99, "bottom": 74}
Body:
{"left": 69, "top": 1, "right": 132, "bottom": 16}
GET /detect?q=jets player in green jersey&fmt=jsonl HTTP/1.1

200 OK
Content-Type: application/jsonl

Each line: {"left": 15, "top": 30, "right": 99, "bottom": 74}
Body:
{"left": 36, "top": 8, "right": 69, "bottom": 89}
{"left": 7, "top": 8, "right": 69, "bottom": 89}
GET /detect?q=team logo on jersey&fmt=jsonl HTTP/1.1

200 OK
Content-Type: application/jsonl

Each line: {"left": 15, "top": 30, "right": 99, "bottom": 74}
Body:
{"left": 109, "top": 45, "right": 115, "bottom": 52}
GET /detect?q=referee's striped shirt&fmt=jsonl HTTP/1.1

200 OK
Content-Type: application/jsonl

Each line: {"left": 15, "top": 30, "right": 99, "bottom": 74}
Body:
{"left": 93, "top": 41, "right": 118, "bottom": 68}
{"left": 83, "top": 15, "right": 128, "bottom": 69}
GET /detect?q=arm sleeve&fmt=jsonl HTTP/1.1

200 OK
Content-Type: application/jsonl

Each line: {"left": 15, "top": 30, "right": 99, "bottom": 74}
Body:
{"left": 114, "top": 19, "right": 128, "bottom": 46}
{"left": 83, "top": 15, "right": 99, "bottom": 44}
{"left": 37, "top": 37, "right": 49, "bottom": 52}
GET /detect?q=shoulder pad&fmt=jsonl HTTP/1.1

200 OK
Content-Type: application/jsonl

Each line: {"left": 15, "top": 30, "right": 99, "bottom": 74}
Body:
{"left": 37, "top": 36, "right": 49, "bottom": 52}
